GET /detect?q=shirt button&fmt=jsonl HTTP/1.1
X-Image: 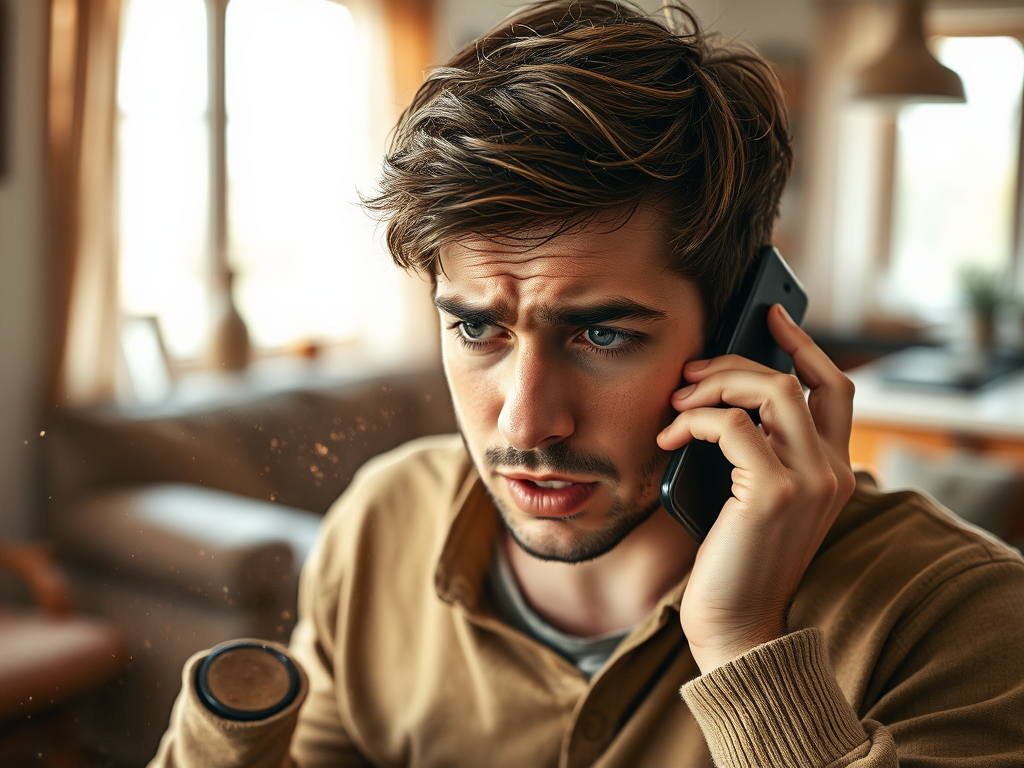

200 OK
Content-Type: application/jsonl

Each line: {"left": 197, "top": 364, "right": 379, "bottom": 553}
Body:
{"left": 580, "top": 712, "right": 606, "bottom": 741}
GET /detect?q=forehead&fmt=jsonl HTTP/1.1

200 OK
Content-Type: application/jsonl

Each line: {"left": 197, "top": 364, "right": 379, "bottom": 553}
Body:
{"left": 435, "top": 209, "right": 693, "bottom": 317}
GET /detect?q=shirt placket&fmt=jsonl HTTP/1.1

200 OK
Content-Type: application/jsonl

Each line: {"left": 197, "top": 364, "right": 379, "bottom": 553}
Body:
{"left": 558, "top": 614, "right": 689, "bottom": 768}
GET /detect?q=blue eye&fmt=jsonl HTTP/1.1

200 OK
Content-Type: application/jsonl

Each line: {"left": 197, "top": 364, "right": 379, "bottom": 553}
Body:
{"left": 454, "top": 321, "right": 502, "bottom": 346}
{"left": 583, "top": 327, "right": 628, "bottom": 348}
{"left": 461, "top": 321, "right": 490, "bottom": 340}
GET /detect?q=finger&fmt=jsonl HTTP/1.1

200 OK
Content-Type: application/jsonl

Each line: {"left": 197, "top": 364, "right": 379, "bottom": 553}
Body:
{"left": 767, "top": 304, "right": 854, "bottom": 459}
{"left": 681, "top": 353, "right": 776, "bottom": 382}
{"left": 670, "top": 369, "right": 816, "bottom": 462}
{"left": 657, "top": 406, "right": 781, "bottom": 478}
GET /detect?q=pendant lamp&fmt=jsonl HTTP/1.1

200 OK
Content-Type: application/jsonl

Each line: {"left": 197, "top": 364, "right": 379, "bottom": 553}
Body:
{"left": 853, "top": 0, "right": 965, "bottom": 104}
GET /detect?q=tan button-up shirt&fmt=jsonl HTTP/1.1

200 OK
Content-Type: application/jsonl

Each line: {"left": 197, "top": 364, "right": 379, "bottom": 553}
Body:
{"left": 151, "top": 434, "right": 1024, "bottom": 767}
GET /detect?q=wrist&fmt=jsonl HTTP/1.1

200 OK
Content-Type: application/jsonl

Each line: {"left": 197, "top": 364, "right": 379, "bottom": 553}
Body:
{"left": 688, "top": 623, "right": 787, "bottom": 675}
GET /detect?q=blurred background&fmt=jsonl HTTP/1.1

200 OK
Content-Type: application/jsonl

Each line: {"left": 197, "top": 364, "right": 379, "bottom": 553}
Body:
{"left": 2, "top": 0, "right": 1024, "bottom": 764}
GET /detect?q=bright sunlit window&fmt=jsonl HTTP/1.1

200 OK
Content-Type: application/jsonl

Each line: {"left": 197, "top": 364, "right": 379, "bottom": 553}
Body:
{"left": 118, "top": 0, "right": 386, "bottom": 361}
{"left": 227, "top": 0, "right": 374, "bottom": 349}
{"left": 883, "top": 36, "right": 1024, "bottom": 315}
{"left": 118, "top": 0, "right": 209, "bottom": 359}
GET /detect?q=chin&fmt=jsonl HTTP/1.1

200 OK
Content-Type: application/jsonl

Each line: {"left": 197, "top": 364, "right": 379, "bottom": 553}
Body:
{"left": 494, "top": 494, "right": 662, "bottom": 564}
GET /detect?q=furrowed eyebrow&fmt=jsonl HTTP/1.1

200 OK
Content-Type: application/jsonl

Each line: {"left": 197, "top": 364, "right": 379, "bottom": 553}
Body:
{"left": 433, "top": 296, "right": 667, "bottom": 327}
{"left": 538, "top": 300, "right": 667, "bottom": 326}
{"left": 433, "top": 296, "right": 510, "bottom": 326}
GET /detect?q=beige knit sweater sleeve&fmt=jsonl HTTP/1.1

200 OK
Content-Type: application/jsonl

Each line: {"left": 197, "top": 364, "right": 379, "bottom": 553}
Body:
{"left": 147, "top": 646, "right": 307, "bottom": 768}
{"left": 682, "top": 553, "right": 1024, "bottom": 768}
{"left": 682, "top": 630, "right": 883, "bottom": 767}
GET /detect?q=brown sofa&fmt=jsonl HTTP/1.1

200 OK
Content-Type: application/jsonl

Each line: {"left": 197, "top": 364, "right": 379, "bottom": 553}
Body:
{"left": 41, "top": 366, "right": 456, "bottom": 765}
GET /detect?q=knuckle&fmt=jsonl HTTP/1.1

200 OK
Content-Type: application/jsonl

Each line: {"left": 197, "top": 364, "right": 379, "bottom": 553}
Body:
{"left": 835, "top": 464, "right": 857, "bottom": 499}
{"left": 774, "top": 373, "right": 805, "bottom": 401}
{"left": 772, "top": 472, "right": 800, "bottom": 507}
{"left": 807, "top": 465, "right": 844, "bottom": 512}
{"left": 724, "top": 407, "right": 752, "bottom": 430}
{"left": 836, "top": 373, "right": 855, "bottom": 399}
{"left": 819, "top": 467, "right": 840, "bottom": 500}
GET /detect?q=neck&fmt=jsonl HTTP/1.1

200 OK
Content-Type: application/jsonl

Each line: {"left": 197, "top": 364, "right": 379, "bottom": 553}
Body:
{"left": 504, "top": 509, "right": 697, "bottom": 637}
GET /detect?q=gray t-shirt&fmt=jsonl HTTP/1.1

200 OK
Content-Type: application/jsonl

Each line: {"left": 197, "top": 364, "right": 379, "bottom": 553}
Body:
{"left": 484, "top": 539, "right": 631, "bottom": 678}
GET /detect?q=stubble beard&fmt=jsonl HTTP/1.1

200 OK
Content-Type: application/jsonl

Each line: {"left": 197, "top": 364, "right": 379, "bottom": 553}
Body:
{"left": 472, "top": 439, "right": 669, "bottom": 564}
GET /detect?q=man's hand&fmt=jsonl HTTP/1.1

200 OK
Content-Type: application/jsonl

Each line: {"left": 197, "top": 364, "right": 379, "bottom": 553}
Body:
{"left": 657, "top": 304, "right": 856, "bottom": 674}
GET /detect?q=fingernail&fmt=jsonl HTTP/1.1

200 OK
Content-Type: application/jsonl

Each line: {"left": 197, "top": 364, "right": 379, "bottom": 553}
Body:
{"left": 777, "top": 304, "right": 796, "bottom": 325}
{"left": 675, "top": 384, "right": 696, "bottom": 400}
{"left": 687, "top": 359, "right": 710, "bottom": 371}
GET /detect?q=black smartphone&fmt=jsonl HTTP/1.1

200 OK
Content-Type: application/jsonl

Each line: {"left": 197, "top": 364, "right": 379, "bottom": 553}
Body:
{"left": 659, "top": 246, "right": 808, "bottom": 542}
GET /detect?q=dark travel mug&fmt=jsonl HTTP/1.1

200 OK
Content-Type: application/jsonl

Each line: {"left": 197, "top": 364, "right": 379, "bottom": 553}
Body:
{"left": 195, "top": 640, "right": 302, "bottom": 721}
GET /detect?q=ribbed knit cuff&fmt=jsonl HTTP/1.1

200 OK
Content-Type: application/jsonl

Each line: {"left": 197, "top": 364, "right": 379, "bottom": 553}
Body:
{"left": 148, "top": 643, "right": 307, "bottom": 768}
{"left": 680, "top": 628, "right": 867, "bottom": 768}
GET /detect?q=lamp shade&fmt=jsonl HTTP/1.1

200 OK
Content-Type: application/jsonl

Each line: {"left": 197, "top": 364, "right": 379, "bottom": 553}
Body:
{"left": 853, "top": 0, "right": 966, "bottom": 104}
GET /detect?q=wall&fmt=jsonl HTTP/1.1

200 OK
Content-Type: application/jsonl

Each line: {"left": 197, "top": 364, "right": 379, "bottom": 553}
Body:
{"left": 0, "top": 0, "right": 48, "bottom": 541}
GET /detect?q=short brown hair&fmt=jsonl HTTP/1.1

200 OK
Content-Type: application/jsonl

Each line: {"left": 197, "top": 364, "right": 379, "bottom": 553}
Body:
{"left": 365, "top": 0, "right": 792, "bottom": 329}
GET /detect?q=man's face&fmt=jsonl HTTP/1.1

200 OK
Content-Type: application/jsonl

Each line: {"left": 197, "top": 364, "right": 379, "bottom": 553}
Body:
{"left": 435, "top": 207, "right": 705, "bottom": 563}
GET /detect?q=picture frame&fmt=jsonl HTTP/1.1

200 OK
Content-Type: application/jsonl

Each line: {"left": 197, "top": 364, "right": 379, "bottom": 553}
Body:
{"left": 119, "top": 314, "right": 175, "bottom": 403}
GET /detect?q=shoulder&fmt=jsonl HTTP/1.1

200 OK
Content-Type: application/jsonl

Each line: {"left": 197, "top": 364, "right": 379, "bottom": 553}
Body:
{"left": 799, "top": 473, "right": 1024, "bottom": 739}
{"left": 337, "top": 433, "right": 474, "bottom": 506}
{"left": 326, "top": 432, "right": 474, "bottom": 530}
{"left": 799, "top": 469, "right": 1024, "bottom": 640}
{"left": 822, "top": 470, "right": 1024, "bottom": 580}
{"left": 306, "top": 434, "right": 475, "bottom": 585}
{"left": 798, "top": 471, "right": 1024, "bottom": 696}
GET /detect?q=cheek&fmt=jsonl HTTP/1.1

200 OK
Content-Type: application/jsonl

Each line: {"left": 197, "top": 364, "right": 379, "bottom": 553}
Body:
{"left": 578, "top": 365, "right": 682, "bottom": 449}
{"left": 442, "top": 344, "right": 500, "bottom": 440}
{"left": 627, "top": 376, "right": 678, "bottom": 432}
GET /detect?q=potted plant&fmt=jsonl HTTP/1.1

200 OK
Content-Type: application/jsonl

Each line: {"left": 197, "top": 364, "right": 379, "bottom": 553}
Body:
{"left": 959, "top": 266, "right": 1005, "bottom": 349}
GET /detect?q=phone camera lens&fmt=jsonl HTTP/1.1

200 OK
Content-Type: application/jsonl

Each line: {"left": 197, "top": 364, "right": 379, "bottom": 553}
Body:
{"left": 783, "top": 282, "right": 791, "bottom": 293}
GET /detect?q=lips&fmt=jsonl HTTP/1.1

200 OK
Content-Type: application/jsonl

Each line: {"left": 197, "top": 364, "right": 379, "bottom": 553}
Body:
{"left": 503, "top": 476, "right": 598, "bottom": 518}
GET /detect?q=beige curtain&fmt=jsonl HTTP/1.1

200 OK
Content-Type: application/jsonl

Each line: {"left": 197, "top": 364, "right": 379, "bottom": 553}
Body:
{"left": 383, "top": 0, "right": 441, "bottom": 365}
{"left": 384, "top": 0, "right": 435, "bottom": 115}
{"left": 46, "top": 0, "right": 122, "bottom": 406}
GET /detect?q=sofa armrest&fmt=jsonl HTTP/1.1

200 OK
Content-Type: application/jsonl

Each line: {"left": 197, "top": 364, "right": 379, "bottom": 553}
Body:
{"left": 0, "top": 542, "right": 73, "bottom": 616}
{"left": 50, "top": 484, "right": 322, "bottom": 608}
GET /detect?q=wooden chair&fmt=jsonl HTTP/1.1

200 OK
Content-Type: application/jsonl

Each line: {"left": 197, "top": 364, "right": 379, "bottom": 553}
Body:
{"left": 0, "top": 542, "right": 125, "bottom": 767}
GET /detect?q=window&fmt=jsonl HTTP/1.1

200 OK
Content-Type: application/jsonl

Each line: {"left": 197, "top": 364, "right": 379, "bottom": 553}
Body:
{"left": 881, "top": 36, "right": 1024, "bottom": 317}
{"left": 117, "top": 0, "right": 398, "bottom": 363}
{"left": 118, "top": 0, "right": 208, "bottom": 359}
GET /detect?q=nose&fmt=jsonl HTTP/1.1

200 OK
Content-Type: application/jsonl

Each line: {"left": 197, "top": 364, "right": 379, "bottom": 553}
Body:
{"left": 497, "top": 344, "right": 575, "bottom": 451}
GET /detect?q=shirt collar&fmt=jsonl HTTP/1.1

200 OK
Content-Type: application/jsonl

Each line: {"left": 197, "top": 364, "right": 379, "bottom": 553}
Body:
{"left": 434, "top": 466, "right": 499, "bottom": 610}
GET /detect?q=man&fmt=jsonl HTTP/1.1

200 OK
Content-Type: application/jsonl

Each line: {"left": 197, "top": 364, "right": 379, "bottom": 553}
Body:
{"left": 151, "top": 1, "right": 1024, "bottom": 765}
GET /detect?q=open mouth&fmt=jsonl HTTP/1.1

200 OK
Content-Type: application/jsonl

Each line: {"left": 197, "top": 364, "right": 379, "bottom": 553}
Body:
{"left": 502, "top": 476, "right": 599, "bottom": 518}
{"left": 531, "top": 479, "right": 574, "bottom": 489}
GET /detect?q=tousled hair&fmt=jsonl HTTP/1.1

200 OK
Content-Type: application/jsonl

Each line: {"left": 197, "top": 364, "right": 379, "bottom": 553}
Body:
{"left": 364, "top": 0, "right": 793, "bottom": 329}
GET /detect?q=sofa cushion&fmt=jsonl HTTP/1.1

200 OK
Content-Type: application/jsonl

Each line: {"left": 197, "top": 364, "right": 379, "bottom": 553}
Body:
{"left": 43, "top": 368, "right": 456, "bottom": 515}
{"left": 52, "top": 485, "right": 322, "bottom": 607}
